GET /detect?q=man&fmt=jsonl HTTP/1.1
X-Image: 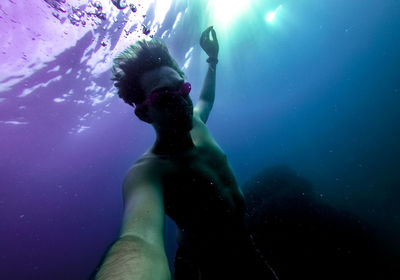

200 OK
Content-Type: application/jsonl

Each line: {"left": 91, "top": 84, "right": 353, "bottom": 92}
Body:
{"left": 94, "top": 26, "right": 277, "bottom": 280}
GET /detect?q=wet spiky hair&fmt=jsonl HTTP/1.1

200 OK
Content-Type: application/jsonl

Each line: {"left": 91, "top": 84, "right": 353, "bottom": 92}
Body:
{"left": 112, "top": 39, "right": 184, "bottom": 107}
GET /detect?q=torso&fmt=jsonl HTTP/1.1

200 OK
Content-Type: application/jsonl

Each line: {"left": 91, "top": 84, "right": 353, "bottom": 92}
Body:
{"left": 136, "top": 116, "right": 246, "bottom": 243}
{"left": 163, "top": 143, "right": 245, "bottom": 233}
{"left": 127, "top": 117, "right": 279, "bottom": 279}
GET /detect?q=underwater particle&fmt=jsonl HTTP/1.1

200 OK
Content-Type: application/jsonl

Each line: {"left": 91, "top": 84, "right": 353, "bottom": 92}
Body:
{"left": 124, "top": 29, "right": 131, "bottom": 36}
{"left": 111, "top": 0, "right": 127, "bottom": 10}
{"left": 19, "top": 214, "right": 25, "bottom": 219}
{"left": 142, "top": 24, "right": 150, "bottom": 35}
{"left": 130, "top": 3, "right": 137, "bottom": 12}
{"left": 100, "top": 41, "right": 107, "bottom": 47}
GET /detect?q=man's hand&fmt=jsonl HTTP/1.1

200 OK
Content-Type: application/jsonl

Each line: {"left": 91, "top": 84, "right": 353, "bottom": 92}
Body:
{"left": 200, "top": 26, "right": 219, "bottom": 59}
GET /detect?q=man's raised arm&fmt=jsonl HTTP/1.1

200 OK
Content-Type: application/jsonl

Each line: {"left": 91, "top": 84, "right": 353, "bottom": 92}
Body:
{"left": 93, "top": 164, "right": 170, "bottom": 280}
{"left": 194, "top": 26, "right": 219, "bottom": 124}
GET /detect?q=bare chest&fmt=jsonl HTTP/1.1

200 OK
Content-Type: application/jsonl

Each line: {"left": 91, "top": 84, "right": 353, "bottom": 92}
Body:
{"left": 161, "top": 146, "right": 245, "bottom": 230}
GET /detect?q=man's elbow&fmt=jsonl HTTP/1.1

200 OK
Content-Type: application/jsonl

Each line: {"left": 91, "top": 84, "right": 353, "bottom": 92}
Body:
{"left": 194, "top": 103, "right": 213, "bottom": 124}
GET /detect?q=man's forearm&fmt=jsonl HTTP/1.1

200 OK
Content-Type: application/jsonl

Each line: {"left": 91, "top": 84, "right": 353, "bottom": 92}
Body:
{"left": 95, "top": 235, "right": 171, "bottom": 280}
{"left": 199, "top": 63, "right": 217, "bottom": 104}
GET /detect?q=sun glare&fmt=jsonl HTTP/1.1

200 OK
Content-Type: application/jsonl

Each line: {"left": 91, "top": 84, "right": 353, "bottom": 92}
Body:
{"left": 207, "top": 0, "right": 251, "bottom": 27}
{"left": 266, "top": 4, "right": 282, "bottom": 23}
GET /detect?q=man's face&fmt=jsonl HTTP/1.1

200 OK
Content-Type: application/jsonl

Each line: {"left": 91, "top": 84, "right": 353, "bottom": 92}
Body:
{"left": 139, "top": 66, "right": 193, "bottom": 131}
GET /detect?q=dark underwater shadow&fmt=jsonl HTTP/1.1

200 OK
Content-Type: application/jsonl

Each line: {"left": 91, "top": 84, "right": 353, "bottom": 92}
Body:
{"left": 243, "top": 165, "right": 400, "bottom": 280}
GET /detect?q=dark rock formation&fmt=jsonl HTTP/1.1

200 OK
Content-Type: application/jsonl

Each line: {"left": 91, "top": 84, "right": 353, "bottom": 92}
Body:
{"left": 243, "top": 165, "right": 399, "bottom": 280}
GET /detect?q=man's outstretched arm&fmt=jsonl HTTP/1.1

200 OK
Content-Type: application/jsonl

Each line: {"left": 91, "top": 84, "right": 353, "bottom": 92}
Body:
{"left": 94, "top": 235, "right": 170, "bottom": 280}
{"left": 93, "top": 165, "right": 170, "bottom": 280}
{"left": 194, "top": 26, "right": 219, "bottom": 124}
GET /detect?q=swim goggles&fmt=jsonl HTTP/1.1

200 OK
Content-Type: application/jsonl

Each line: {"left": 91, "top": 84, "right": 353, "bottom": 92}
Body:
{"left": 139, "top": 82, "right": 191, "bottom": 106}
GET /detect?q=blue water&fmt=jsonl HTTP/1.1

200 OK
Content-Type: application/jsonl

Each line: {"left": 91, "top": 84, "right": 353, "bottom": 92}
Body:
{"left": 1, "top": 0, "right": 399, "bottom": 279}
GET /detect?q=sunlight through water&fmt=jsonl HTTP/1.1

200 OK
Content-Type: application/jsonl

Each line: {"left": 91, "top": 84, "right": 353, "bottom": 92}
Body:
{"left": 206, "top": 0, "right": 252, "bottom": 28}
{"left": 266, "top": 4, "right": 282, "bottom": 23}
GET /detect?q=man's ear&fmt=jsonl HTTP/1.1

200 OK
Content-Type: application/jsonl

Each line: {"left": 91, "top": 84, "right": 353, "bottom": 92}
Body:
{"left": 135, "top": 105, "right": 152, "bottom": 123}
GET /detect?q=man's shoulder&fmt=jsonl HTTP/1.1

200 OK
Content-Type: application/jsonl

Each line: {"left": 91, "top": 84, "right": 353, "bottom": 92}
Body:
{"left": 191, "top": 114, "right": 226, "bottom": 157}
{"left": 125, "top": 152, "right": 170, "bottom": 181}
{"left": 122, "top": 153, "right": 168, "bottom": 201}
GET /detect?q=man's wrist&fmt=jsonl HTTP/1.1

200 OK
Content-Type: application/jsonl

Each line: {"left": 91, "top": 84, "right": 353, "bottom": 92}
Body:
{"left": 206, "top": 56, "right": 218, "bottom": 65}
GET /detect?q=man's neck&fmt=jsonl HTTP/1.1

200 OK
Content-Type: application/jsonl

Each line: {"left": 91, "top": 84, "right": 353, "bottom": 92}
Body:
{"left": 152, "top": 130, "right": 195, "bottom": 156}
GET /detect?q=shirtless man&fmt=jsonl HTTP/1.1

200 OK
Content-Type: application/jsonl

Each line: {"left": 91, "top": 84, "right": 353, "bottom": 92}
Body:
{"left": 94, "top": 27, "right": 277, "bottom": 280}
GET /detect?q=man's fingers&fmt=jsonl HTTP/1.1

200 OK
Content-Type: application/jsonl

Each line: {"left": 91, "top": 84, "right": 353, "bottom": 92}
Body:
{"left": 211, "top": 28, "right": 218, "bottom": 43}
{"left": 200, "top": 35, "right": 205, "bottom": 46}
{"left": 201, "top": 26, "right": 213, "bottom": 41}
{"left": 200, "top": 26, "right": 216, "bottom": 48}
{"left": 204, "top": 26, "right": 213, "bottom": 34}
{"left": 200, "top": 28, "right": 209, "bottom": 45}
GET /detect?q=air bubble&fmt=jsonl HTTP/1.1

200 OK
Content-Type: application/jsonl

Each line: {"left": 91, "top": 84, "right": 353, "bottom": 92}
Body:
{"left": 52, "top": 12, "right": 60, "bottom": 20}
{"left": 57, "top": 6, "right": 66, "bottom": 13}
{"left": 96, "top": 12, "right": 106, "bottom": 20}
{"left": 111, "top": 0, "right": 127, "bottom": 10}
{"left": 93, "top": 1, "right": 102, "bottom": 10}
{"left": 142, "top": 25, "right": 150, "bottom": 35}
{"left": 69, "top": 13, "right": 81, "bottom": 25}
{"left": 130, "top": 4, "right": 137, "bottom": 12}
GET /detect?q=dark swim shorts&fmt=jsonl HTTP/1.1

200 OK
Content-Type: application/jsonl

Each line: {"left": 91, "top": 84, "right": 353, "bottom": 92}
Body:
{"left": 173, "top": 233, "right": 278, "bottom": 280}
